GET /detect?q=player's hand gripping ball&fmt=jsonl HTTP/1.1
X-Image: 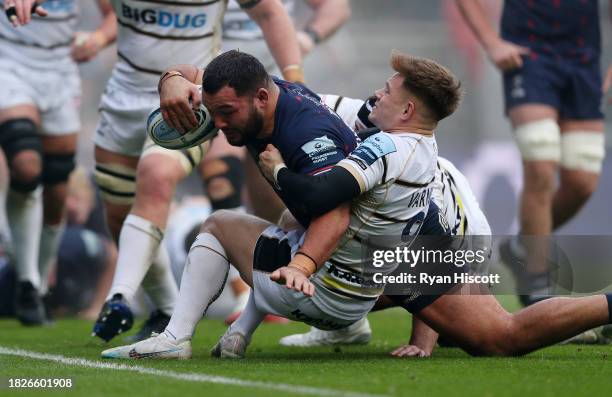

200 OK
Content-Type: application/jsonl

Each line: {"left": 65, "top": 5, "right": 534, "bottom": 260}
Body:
{"left": 147, "top": 104, "right": 218, "bottom": 150}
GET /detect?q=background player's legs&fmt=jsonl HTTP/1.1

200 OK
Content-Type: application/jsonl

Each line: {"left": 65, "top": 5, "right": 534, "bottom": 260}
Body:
{"left": 416, "top": 285, "right": 610, "bottom": 356}
{"left": 104, "top": 151, "right": 187, "bottom": 307}
{"left": 506, "top": 105, "right": 559, "bottom": 302}
{"left": 38, "top": 133, "right": 77, "bottom": 296}
{"left": 552, "top": 119, "right": 604, "bottom": 229}
{"left": 0, "top": 106, "right": 44, "bottom": 325}
{"left": 94, "top": 146, "right": 139, "bottom": 241}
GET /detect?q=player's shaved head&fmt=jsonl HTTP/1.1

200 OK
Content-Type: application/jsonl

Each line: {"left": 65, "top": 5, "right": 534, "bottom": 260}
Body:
{"left": 202, "top": 50, "right": 271, "bottom": 97}
{"left": 390, "top": 50, "right": 462, "bottom": 122}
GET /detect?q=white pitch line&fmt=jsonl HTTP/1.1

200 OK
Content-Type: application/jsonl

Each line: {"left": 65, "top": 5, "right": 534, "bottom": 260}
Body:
{"left": 0, "top": 346, "right": 389, "bottom": 397}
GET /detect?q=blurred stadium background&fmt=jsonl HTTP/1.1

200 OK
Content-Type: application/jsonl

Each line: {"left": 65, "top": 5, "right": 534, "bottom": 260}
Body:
{"left": 75, "top": 0, "right": 612, "bottom": 235}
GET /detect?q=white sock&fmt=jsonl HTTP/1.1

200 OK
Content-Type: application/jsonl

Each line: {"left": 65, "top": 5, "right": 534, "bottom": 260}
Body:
{"left": 142, "top": 242, "right": 178, "bottom": 316}
{"left": 7, "top": 187, "right": 42, "bottom": 288}
{"left": 229, "top": 290, "right": 266, "bottom": 342}
{"left": 38, "top": 222, "right": 65, "bottom": 295}
{"left": 165, "top": 233, "right": 229, "bottom": 341}
{"left": 232, "top": 290, "right": 250, "bottom": 314}
{"left": 108, "top": 214, "right": 163, "bottom": 303}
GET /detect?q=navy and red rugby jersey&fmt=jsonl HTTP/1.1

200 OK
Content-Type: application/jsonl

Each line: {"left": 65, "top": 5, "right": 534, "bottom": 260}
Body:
{"left": 247, "top": 78, "right": 358, "bottom": 227}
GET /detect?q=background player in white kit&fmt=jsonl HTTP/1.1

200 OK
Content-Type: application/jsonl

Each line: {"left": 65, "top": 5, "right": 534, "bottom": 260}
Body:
{"left": 0, "top": 0, "right": 116, "bottom": 325}
{"left": 5, "top": 0, "right": 303, "bottom": 341}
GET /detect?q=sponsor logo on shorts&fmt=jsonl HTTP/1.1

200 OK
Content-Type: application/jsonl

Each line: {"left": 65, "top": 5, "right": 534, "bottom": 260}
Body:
{"left": 289, "top": 309, "right": 347, "bottom": 330}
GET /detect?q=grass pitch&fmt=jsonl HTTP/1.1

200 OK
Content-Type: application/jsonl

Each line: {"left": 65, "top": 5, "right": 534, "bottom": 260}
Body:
{"left": 1, "top": 297, "right": 611, "bottom": 397}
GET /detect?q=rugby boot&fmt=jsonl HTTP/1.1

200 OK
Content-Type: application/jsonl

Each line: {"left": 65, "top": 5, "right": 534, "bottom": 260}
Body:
{"left": 92, "top": 293, "right": 134, "bottom": 342}
{"left": 278, "top": 317, "right": 371, "bottom": 347}
{"left": 14, "top": 281, "right": 46, "bottom": 326}
{"left": 102, "top": 332, "right": 191, "bottom": 359}
{"left": 211, "top": 330, "right": 249, "bottom": 359}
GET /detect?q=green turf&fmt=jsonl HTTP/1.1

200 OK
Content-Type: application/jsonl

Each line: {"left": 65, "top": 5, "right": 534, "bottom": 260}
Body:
{"left": 1, "top": 296, "right": 611, "bottom": 397}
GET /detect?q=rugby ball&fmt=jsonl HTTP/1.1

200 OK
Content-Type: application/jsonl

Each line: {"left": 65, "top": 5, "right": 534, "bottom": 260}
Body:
{"left": 147, "top": 104, "right": 219, "bottom": 150}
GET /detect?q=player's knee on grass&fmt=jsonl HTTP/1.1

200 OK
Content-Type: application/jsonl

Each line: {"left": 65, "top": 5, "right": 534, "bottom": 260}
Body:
{"left": 201, "top": 156, "right": 244, "bottom": 211}
{"left": 0, "top": 118, "right": 43, "bottom": 192}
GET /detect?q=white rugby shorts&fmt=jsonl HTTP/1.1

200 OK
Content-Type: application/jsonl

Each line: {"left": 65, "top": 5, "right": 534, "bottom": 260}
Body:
{"left": 94, "top": 76, "right": 159, "bottom": 157}
{"left": 0, "top": 59, "right": 81, "bottom": 135}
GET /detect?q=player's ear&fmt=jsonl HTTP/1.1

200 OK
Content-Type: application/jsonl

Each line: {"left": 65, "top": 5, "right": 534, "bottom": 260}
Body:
{"left": 254, "top": 87, "right": 269, "bottom": 107}
{"left": 401, "top": 100, "right": 415, "bottom": 122}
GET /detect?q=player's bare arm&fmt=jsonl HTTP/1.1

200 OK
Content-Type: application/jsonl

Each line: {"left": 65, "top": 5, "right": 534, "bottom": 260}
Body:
{"left": 270, "top": 203, "right": 350, "bottom": 297}
{"left": 70, "top": 0, "right": 116, "bottom": 63}
{"left": 455, "top": 0, "right": 529, "bottom": 71}
{"left": 296, "top": 0, "right": 351, "bottom": 55}
{"left": 391, "top": 317, "right": 439, "bottom": 358}
{"left": 242, "top": 0, "right": 303, "bottom": 82}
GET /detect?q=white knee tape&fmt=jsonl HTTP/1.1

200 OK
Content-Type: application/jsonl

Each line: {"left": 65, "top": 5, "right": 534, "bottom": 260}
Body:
{"left": 513, "top": 119, "right": 561, "bottom": 162}
{"left": 560, "top": 131, "right": 605, "bottom": 174}
{"left": 94, "top": 162, "right": 137, "bottom": 205}
{"left": 142, "top": 136, "right": 210, "bottom": 174}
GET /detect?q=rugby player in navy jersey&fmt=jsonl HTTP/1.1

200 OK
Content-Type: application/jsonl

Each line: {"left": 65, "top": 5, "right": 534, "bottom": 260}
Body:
{"left": 456, "top": 0, "right": 612, "bottom": 308}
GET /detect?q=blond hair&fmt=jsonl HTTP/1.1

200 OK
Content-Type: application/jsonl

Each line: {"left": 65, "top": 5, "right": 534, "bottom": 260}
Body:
{"left": 390, "top": 50, "right": 462, "bottom": 122}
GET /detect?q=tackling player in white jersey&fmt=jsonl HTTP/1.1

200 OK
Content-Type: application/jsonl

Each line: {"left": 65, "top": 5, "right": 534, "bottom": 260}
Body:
{"left": 277, "top": 94, "right": 492, "bottom": 353}
{"left": 256, "top": 74, "right": 612, "bottom": 358}
{"left": 7, "top": 0, "right": 304, "bottom": 341}
{"left": 0, "top": 0, "right": 116, "bottom": 325}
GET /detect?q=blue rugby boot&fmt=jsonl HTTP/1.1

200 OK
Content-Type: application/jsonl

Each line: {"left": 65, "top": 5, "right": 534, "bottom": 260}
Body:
{"left": 92, "top": 293, "right": 134, "bottom": 342}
